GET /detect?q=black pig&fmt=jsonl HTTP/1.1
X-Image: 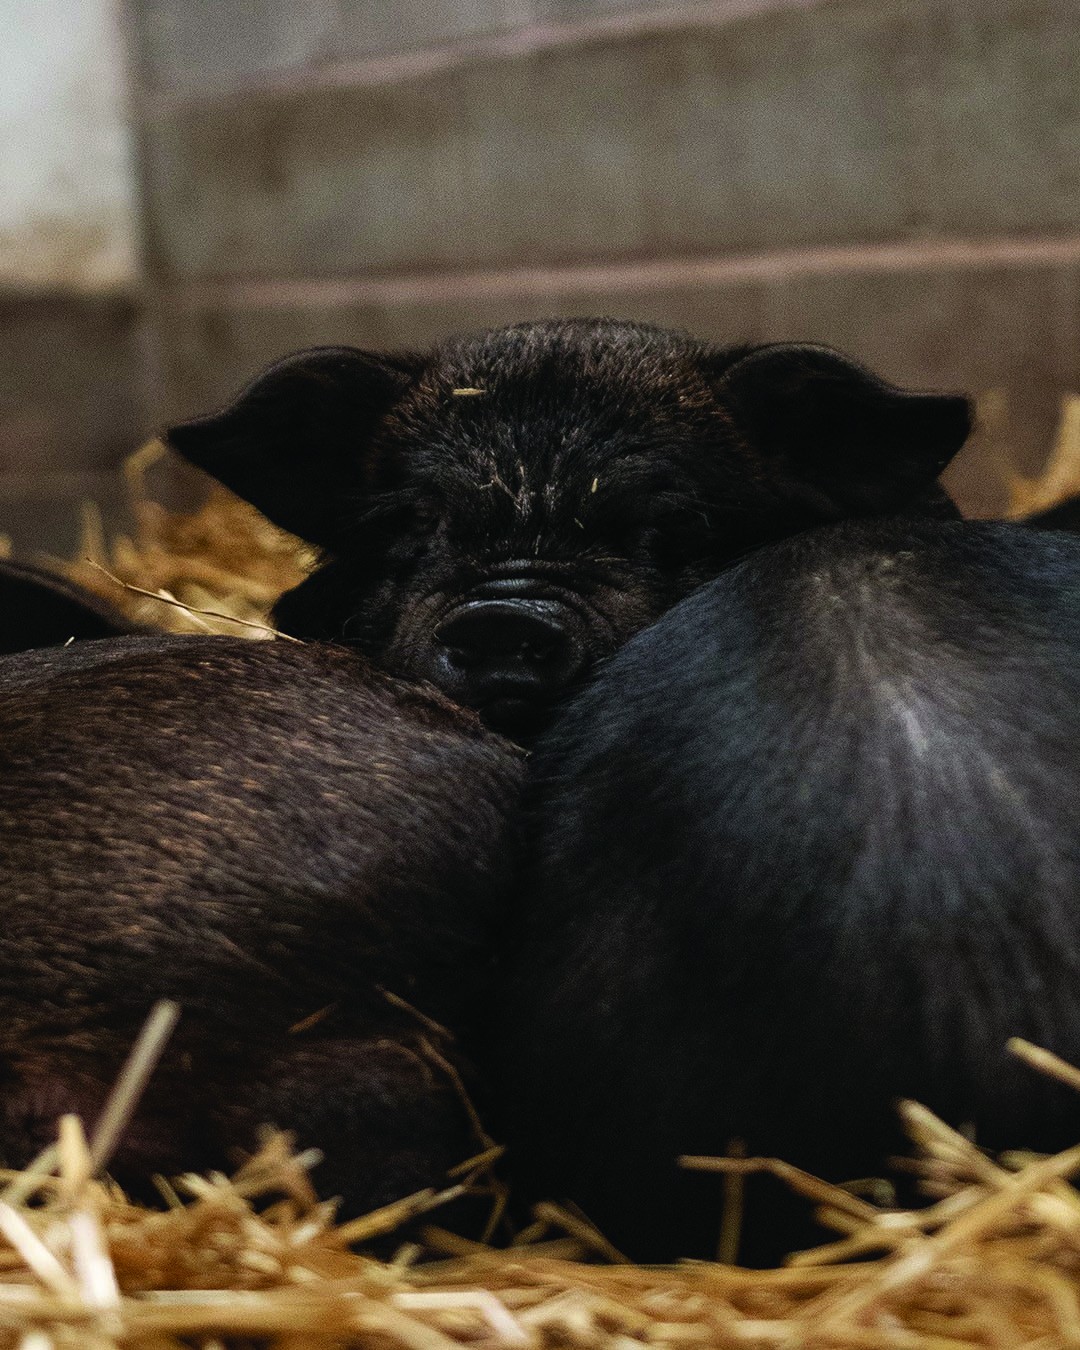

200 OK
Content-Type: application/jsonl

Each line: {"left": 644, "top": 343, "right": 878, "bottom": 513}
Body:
{"left": 1025, "top": 498, "right": 1080, "bottom": 530}
{"left": 0, "top": 635, "right": 521, "bottom": 1207}
{"left": 0, "top": 560, "right": 134, "bottom": 653}
{"left": 165, "top": 319, "right": 970, "bottom": 739}
{"left": 499, "top": 517, "right": 1080, "bottom": 1262}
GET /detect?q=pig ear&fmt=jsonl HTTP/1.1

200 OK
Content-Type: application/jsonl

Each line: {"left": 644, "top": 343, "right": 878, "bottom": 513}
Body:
{"left": 164, "top": 346, "right": 425, "bottom": 545}
{"left": 714, "top": 344, "right": 972, "bottom": 512}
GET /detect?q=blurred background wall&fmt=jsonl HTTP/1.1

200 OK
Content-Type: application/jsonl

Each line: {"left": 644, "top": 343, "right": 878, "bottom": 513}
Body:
{"left": 0, "top": 0, "right": 141, "bottom": 552}
{"left": 4, "top": 0, "right": 1080, "bottom": 550}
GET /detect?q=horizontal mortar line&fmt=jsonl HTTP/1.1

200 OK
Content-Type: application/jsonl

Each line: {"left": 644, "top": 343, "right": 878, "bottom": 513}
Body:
{"left": 138, "top": 0, "right": 830, "bottom": 115}
{"left": 159, "top": 231, "right": 1080, "bottom": 311}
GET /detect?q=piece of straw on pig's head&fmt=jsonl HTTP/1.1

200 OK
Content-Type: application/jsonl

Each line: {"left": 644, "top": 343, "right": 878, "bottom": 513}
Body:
{"left": 164, "top": 318, "right": 971, "bottom": 741}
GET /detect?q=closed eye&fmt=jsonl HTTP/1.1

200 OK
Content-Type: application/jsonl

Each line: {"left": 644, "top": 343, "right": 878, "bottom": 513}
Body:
{"left": 411, "top": 501, "right": 442, "bottom": 535}
{"left": 361, "top": 493, "right": 443, "bottom": 536}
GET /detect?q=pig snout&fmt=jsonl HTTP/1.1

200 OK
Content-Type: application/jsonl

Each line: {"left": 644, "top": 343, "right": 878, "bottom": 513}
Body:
{"left": 433, "top": 582, "right": 588, "bottom": 734}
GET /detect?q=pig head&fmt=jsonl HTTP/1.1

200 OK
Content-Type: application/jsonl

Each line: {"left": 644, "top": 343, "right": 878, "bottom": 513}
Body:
{"left": 166, "top": 318, "right": 971, "bottom": 738}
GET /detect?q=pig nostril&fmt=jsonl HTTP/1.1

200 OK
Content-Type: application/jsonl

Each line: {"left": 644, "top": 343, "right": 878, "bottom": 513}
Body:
{"left": 518, "top": 638, "right": 555, "bottom": 664}
{"left": 432, "top": 632, "right": 482, "bottom": 670}
{"left": 434, "top": 599, "right": 580, "bottom": 681}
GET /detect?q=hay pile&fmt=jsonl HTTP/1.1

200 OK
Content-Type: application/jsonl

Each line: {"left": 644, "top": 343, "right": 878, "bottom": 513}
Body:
{"left": 62, "top": 440, "right": 313, "bottom": 639}
{"left": 1004, "top": 393, "right": 1080, "bottom": 520}
{"left": 3, "top": 1023, "right": 1080, "bottom": 1349}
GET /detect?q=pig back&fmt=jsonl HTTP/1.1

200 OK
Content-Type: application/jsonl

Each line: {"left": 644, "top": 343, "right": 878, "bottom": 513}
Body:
{"left": 501, "top": 518, "right": 1080, "bottom": 1260}
{"left": 0, "top": 635, "right": 523, "bottom": 1039}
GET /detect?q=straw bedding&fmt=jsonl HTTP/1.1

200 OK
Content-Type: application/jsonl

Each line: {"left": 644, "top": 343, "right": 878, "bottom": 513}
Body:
{"left": 3, "top": 1027, "right": 1080, "bottom": 1349}
{"left": 15, "top": 402, "right": 1080, "bottom": 1347}
{"left": 63, "top": 439, "right": 314, "bottom": 639}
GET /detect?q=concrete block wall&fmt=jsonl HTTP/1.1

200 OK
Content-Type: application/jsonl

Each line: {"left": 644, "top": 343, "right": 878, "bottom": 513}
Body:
{"left": 0, "top": 0, "right": 143, "bottom": 555}
{"left": 127, "top": 0, "right": 1080, "bottom": 517}
{"left": 0, "top": 291, "right": 144, "bottom": 551}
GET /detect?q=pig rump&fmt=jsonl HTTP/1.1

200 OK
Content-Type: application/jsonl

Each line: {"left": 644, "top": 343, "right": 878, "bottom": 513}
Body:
{"left": 501, "top": 518, "right": 1080, "bottom": 1262}
{"left": 0, "top": 636, "right": 521, "bottom": 1209}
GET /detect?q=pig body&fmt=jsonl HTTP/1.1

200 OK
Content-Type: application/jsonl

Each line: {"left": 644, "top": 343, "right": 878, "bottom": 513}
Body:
{"left": 166, "top": 320, "right": 970, "bottom": 740}
{"left": 0, "top": 635, "right": 521, "bottom": 1206}
{"left": 499, "top": 517, "right": 1080, "bottom": 1261}
{"left": 0, "top": 560, "right": 134, "bottom": 653}
{"left": 1026, "top": 500, "right": 1080, "bottom": 531}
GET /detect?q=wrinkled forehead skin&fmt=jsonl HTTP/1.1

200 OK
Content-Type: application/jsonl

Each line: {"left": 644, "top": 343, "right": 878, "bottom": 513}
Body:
{"left": 368, "top": 319, "right": 751, "bottom": 545}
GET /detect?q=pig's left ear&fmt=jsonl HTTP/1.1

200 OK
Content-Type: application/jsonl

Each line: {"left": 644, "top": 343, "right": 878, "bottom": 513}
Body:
{"left": 713, "top": 343, "right": 972, "bottom": 512}
{"left": 164, "top": 346, "right": 425, "bottom": 546}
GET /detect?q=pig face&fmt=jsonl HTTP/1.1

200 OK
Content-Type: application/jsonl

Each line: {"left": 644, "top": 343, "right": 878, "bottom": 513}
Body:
{"left": 166, "top": 318, "right": 970, "bottom": 739}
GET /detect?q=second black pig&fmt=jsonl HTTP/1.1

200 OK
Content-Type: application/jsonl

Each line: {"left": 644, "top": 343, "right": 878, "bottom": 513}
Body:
{"left": 0, "top": 635, "right": 521, "bottom": 1208}
{"left": 165, "top": 319, "right": 970, "bottom": 739}
{"left": 0, "top": 560, "right": 134, "bottom": 653}
{"left": 498, "top": 517, "right": 1080, "bottom": 1262}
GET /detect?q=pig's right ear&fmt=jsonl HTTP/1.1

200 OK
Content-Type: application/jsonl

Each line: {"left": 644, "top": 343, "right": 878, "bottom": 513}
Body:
{"left": 164, "top": 346, "right": 425, "bottom": 546}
